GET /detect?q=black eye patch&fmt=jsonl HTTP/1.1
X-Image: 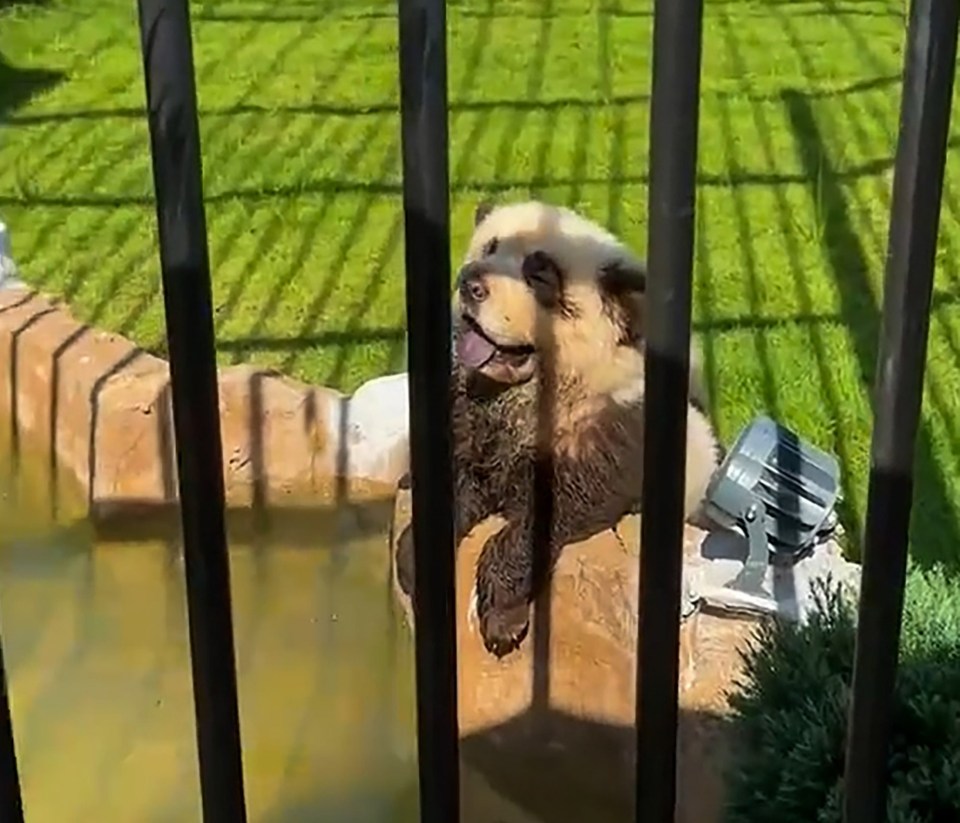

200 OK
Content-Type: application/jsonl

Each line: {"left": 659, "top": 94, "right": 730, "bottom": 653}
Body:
{"left": 483, "top": 237, "right": 499, "bottom": 256}
{"left": 598, "top": 258, "right": 646, "bottom": 295}
{"left": 521, "top": 250, "right": 563, "bottom": 307}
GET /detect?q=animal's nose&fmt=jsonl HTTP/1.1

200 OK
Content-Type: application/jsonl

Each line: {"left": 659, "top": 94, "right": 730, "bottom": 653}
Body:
{"left": 459, "top": 270, "right": 489, "bottom": 305}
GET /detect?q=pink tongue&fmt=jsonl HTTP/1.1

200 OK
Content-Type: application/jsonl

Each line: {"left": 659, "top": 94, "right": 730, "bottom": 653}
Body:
{"left": 457, "top": 328, "right": 497, "bottom": 368}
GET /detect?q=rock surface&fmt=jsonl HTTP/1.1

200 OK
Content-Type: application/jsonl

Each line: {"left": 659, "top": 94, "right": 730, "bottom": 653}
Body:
{"left": 389, "top": 488, "right": 764, "bottom": 823}
{"left": 0, "top": 288, "right": 410, "bottom": 520}
{"left": 688, "top": 526, "right": 861, "bottom": 621}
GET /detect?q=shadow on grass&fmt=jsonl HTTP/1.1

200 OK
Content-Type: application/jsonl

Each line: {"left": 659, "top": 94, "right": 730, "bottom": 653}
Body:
{"left": 15, "top": 20, "right": 265, "bottom": 295}
{"left": 784, "top": 0, "right": 960, "bottom": 490}
{"left": 0, "top": 0, "right": 50, "bottom": 9}
{"left": 712, "top": 6, "right": 867, "bottom": 553}
{"left": 7, "top": 5, "right": 389, "bottom": 388}
{"left": 4, "top": 0, "right": 905, "bottom": 392}
{"left": 253, "top": 0, "right": 507, "bottom": 385}
{"left": 0, "top": 51, "right": 62, "bottom": 120}
{"left": 6, "top": 0, "right": 939, "bottom": 516}
{"left": 11, "top": 137, "right": 954, "bottom": 211}
{"left": 191, "top": 0, "right": 904, "bottom": 25}
{"left": 706, "top": 5, "right": 960, "bottom": 574}
{"left": 782, "top": 89, "right": 960, "bottom": 572}
{"left": 4, "top": 76, "right": 903, "bottom": 128}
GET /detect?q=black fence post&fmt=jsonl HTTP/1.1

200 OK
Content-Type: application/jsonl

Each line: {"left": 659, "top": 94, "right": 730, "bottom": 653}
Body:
{"left": 395, "top": 1, "right": 460, "bottom": 823}
{"left": 0, "top": 636, "right": 23, "bottom": 823}
{"left": 636, "top": 0, "right": 705, "bottom": 819}
{"left": 843, "top": 1, "right": 960, "bottom": 821}
{"left": 135, "top": 2, "right": 248, "bottom": 821}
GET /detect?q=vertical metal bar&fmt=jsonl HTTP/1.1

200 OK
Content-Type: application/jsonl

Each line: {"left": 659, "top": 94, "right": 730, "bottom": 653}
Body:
{"left": 396, "top": 0, "right": 460, "bottom": 820}
{"left": 636, "top": 0, "right": 705, "bottom": 818}
{"left": 0, "top": 634, "right": 24, "bottom": 823}
{"left": 843, "top": 1, "right": 960, "bottom": 821}
{"left": 135, "top": 2, "right": 247, "bottom": 821}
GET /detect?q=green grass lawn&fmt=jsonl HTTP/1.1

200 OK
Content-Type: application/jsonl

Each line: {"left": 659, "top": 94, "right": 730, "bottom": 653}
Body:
{"left": 2, "top": 0, "right": 960, "bottom": 568}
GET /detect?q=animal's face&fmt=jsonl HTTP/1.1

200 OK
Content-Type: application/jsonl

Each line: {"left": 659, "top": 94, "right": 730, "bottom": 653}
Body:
{"left": 454, "top": 238, "right": 558, "bottom": 386}
{"left": 453, "top": 200, "right": 648, "bottom": 395}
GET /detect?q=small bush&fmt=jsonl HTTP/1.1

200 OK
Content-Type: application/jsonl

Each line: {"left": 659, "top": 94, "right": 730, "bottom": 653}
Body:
{"left": 724, "top": 568, "right": 960, "bottom": 822}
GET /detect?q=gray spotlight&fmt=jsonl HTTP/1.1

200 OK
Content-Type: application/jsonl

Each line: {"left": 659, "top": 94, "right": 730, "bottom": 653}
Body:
{"left": 702, "top": 415, "right": 842, "bottom": 594}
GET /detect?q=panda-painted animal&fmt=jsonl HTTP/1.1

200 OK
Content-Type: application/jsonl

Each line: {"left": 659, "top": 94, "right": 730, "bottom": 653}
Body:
{"left": 395, "top": 199, "right": 723, "bottom": 658}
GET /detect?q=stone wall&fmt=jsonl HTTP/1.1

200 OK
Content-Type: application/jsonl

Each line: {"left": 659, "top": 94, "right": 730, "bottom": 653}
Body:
{"left": 0, "top": 286, "right": 410, "bottom": 520}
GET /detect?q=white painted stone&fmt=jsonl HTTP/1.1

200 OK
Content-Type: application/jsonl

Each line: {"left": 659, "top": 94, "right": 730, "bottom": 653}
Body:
{"left": 684, "top": 525, "right": 861, "bottom": 623}
{"left": 335, "top": 372, "right": 410, "bottom": 485}
{"left": 0, "top": 221, "right": 24, "bottom": 291}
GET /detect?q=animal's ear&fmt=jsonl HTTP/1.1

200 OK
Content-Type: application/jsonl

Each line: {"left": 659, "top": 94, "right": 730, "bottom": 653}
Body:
{"left": 599, "top": 258, "right": 647, "bottom": 345}
{"left": 599, "top": 258, "right": 646, "bottom": 295}
{"left": 474, "top": 200, "right": 495, "bottom": 227}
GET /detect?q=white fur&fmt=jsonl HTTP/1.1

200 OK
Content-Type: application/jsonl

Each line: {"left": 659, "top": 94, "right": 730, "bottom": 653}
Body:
{"left": 467, "top": 201, "right": 640, "bottom": 282}
{"left": 469, "top": 201, "right": 709, "bottom": 410}
{"left": 610, "top": 346, "right": 710, "bottom": 410}
{"left": 684, "top": 404, "right": 722, "bottom": 519}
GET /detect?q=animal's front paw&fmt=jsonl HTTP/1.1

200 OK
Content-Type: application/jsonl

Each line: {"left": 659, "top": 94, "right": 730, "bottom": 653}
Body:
{"left": 479, "top": 602, "right": 530, "bottom": 658}
{"left": 395, "top": 524, "right": 415, "bottom": 596}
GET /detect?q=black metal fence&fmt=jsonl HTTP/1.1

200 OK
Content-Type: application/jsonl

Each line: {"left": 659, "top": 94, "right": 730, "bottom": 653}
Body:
{"left": 0, "top": 0, "right": 957, "bottom": 821}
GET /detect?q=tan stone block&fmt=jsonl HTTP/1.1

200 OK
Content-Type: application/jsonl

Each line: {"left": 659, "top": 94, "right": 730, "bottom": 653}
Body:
{"left": 389, "top": 487, "right": 767, "bottom": 822}
{"left": 216, "top": 365, "right": 342, "bottom": 505}
{"left": 0, "top": 291, "right": 404, "bottom": 519}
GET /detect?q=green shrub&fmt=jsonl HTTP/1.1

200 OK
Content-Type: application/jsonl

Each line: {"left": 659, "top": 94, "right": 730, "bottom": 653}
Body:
{"left": 724, "top": 568, "right": 960, "bottom": 822}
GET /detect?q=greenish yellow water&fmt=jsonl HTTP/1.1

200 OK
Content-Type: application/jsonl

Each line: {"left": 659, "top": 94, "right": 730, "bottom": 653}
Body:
{"left": 0, "top": 436, "right": 419, "bottom": 822}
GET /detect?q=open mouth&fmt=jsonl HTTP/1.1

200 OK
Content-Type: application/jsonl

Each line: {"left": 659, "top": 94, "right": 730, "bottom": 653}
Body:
{"left": 456, "top": 315, "right": 535, "bottom": 370}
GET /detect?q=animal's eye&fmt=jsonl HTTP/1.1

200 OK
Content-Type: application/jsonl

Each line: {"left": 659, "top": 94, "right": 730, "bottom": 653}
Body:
{"left": 483, "top": 238, "right": 499, "bottom": 256}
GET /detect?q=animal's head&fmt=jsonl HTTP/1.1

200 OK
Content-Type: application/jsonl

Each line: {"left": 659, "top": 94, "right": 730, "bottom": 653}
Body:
{"left": 453, "top": 200, "right": 648, "bottom": 399}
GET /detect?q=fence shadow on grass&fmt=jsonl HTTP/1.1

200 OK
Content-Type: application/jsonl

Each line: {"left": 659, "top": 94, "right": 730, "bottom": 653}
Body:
{"left": 4, "top": 1, "right": 914, "bottom": 398}
{"left": 702, "top": 2, "right": 960, "bottom": 575}
{"left": 0, "top": 51, "right": 62, "bottom": 121}
{"left": 9, "top": 0, "right": 960, "bottom": 574}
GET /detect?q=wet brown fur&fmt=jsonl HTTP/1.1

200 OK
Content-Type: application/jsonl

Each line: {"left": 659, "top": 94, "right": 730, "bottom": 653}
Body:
{"left": 396, "top": 200, "right": 721, "bottom": 658}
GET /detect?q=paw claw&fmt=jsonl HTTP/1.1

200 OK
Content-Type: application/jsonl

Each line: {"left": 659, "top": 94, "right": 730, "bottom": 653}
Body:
{"left": 479, "top": 604, "right": 530, "bottom": 659}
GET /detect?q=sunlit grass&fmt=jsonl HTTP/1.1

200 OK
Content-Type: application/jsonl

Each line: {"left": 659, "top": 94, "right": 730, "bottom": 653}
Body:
{"left": 2, "top": 0, "right": 960, "bottom": 566}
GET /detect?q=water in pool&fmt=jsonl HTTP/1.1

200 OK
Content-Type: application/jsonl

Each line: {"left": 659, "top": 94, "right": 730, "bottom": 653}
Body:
{"left": 0, "top": 433, "right": 420, "bottom": 821}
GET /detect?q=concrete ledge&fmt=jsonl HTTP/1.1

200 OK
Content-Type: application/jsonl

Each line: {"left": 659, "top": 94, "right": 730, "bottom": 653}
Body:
{"left": 0, "top": 286, "right": 409, "bottom": 520}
